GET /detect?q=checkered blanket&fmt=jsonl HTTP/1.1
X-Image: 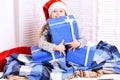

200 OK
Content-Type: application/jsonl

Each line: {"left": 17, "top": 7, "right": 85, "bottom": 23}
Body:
{"left": 3, "top": 54, "right": 74, "bottom": 80}
{"left": 91, "top": 41, "right": 120, "bottom": 73}
{"left": 2, "top": 41, "right": 120, "bottom": 80}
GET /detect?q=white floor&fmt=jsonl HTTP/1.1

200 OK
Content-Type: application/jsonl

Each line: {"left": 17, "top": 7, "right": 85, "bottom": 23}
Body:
{"left": 0, "top": 72, "right": 3, "bottom": 77}
{"left": 0, "top": 72, "right": 120, "bottom": 80}
{"left": 71, "top": 74, "right": 120, "bottom": 80}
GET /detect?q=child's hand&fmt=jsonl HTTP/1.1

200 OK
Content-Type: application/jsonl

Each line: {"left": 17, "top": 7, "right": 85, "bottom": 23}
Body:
{"left": 66, "top": 35, "right": 80, "bottom": 51}
{"left": 53, "top": 40, "right": 66, "bottom": 56}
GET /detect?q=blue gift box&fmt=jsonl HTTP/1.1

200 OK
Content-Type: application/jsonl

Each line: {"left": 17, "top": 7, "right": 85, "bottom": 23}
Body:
{"left": 31, "top": 46, "right": 64, "bottom": 62}
{"left": 66, "top": 46, "right": 96, "bottom": 68}
{"left": 48, "top": 15, "right": 80, "bottom": 45}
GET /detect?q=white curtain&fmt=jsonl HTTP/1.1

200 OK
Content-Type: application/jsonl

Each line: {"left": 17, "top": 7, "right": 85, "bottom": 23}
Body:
{"left": 97, "top": 0, "right": 120, "bottom": 49}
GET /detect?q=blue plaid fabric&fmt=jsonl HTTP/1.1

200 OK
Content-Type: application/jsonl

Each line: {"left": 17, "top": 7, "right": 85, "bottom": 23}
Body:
{"left": 3, "top": 54, "right": 75, "bottom": 80}
{"left": 3, "top": 41, "right": 120, "bottom": 80}
{"left": 91, "top": 41, "right": 120, "bottom": 73}
{"left": 3, "top": 54, "right": 47, "bottom": 80}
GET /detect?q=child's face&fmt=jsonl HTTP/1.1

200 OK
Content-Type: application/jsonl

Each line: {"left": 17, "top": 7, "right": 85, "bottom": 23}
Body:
{"left": 50, "top": 8, "right": 66, "bottom": 18}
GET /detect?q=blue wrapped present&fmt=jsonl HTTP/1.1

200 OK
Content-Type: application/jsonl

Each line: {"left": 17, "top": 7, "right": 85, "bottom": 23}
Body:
{"left": 48, "top": 15, "right": 80, "bottom": 45}
{"left": 66, "top": 46, "right": 96, "bottom": 68}
{"left": 31, "top": 46, "right": 64, "bottom": 62}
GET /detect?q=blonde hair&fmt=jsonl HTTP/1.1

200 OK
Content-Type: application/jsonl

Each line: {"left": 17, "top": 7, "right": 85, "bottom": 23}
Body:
{"left": 39, "top": 22, "right": 48, "bottom": 38}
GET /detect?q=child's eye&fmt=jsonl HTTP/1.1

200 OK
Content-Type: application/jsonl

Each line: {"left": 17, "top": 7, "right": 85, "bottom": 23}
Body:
{"left": 60, "top": 10, "right": 65, "bottom": 13}
{"left": 60, "top": 11, "right": 63, "bottom": 12}
{"left": 53, "top": 10, "right": 57, "bottom": 13}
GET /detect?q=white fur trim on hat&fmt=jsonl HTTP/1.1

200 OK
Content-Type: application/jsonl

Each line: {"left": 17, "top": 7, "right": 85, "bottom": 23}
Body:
{"left": 48, "top": 2, "right": 67, "bottom": 15}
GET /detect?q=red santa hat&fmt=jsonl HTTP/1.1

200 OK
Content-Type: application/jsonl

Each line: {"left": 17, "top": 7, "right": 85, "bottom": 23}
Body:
{"left": 43, "top": 0, "right": 67, "bottom": 20}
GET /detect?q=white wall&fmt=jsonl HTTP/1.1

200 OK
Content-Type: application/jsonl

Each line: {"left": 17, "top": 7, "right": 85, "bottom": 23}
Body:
{"left": 0, "top": 0, "right": 15, "bottom": 52}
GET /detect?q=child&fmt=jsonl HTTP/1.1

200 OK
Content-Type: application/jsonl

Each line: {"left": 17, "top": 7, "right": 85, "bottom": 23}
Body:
{"left": 38, "top": 0, "right": 87, "bottom": 79}
{"left": 38, "top": 0, "right": 87, "bottom": 57}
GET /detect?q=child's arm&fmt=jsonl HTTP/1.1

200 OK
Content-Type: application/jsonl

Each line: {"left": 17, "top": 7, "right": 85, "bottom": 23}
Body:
{"left": 38, "top": 30, "right": 57, "bottom": 53}
{"left": 38, "top": 30, "right": 66, "bottom": 56}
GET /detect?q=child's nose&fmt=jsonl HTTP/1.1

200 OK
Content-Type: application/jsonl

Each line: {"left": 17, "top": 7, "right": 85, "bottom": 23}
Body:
{"left": 56, "top": 12, "right": 60, "bottom": 15}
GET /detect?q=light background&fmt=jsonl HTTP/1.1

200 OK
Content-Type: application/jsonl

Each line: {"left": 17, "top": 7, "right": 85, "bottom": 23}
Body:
{"left": 0, "top": 0, "right": 120, "bottom": 52}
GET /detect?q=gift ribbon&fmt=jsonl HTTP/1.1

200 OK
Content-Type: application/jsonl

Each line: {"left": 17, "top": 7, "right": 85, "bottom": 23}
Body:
{"left": 84, "top": 46, "right": 91, "bottom": 66}
{"left": 65, "top": 16, "right": 74, "bottom": 39}
{"left": 51, "top": 52, "right": 56, "bottom": 61}
{"left": 49, "top": 21, "right": 65, "bottom": 26}
{"left": 31, "top": 49, "right": 41, "bottom": 53}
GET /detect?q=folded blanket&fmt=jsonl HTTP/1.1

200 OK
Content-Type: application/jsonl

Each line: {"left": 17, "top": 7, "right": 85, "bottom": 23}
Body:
{"left": 91, "top": 41, "right": 120, "bottom": 73}
{"left": 2, "top": 54, "right": 74, "bottom": 80}
{"left": 0, "top": 46, "right": 31, "bottom": 72}
{"left": 3, "top": 53, "right": 47, "bottom": 80}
